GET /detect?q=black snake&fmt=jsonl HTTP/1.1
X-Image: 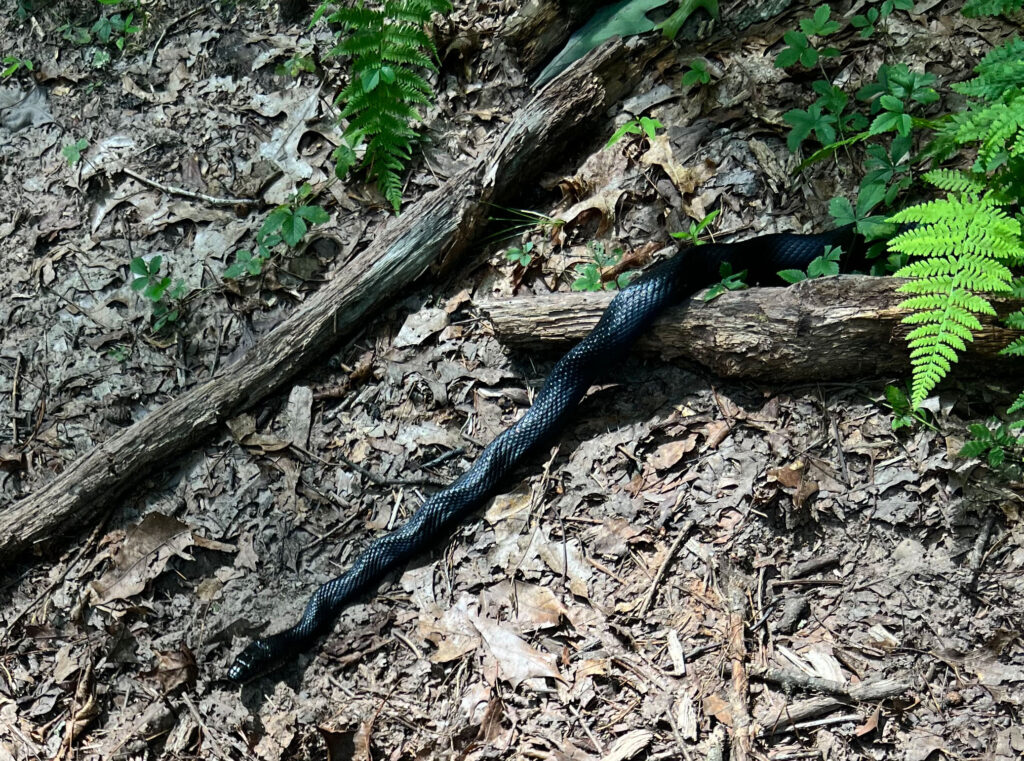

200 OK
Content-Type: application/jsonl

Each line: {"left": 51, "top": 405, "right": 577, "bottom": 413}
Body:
{"left": 228, "top": 225, "right": 861, "bottom": 682}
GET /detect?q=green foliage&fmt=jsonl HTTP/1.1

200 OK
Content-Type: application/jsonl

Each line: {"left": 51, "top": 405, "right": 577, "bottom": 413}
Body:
{"left": 277, "top": 55, "right": 316, "bottom": 77}
{"left": 959, "top": 420, "right": 1024, "bottom": 470}
{"left": 606, "top": 116, "right": 664, "bottom": 148}
{"left": 887, "top": 37, "right": 1024, "bottom": 413}
{"left": 505, "top": 241, "right": 534, "bottom": 267}
{"left": 703, "top": 262, "right": 747, "bottom": 301}
{"left": 670, "top": 209, "right": 720, "bottom": 246}
{"left": 777, "top": 244, "right": 842, "bottom": 283}
{"left": 92, "top": 10, "right": 140, "bottom": 51}
{"left": 658, "top": 0, "right": 718, "bottom": 41}
{"left": 571, "top": 242, "right": 635, "bottom": 292}
{"left": 486, "top": 207, "right": 565, "bottom": 244}
{"left": 2, "top": 55, "right": 34, "bottom": 78}
{"left": 317, "top": 0, "right": 452, "bottom": 213}
{"left": 225, "top": 185, "right": 329, "bottom": 279}
{"left": 130, "top": 255, "right": 186, "bottom": 333}
{"left": 773, "top": 5, "right": 840, "bottom": 69}
{"left": 890, "top": 193, "right": 1023, "bottom": 407}
{"left": 681, "top": 59, "right": 711, "bottom": 89}
{"left": 884, "top": 383, "right": 931, "bottom": 431}
{"left": 850, "top": 0, "right": 912, "bottom": 38}
{"left": 62, "top": 138, "right": 89, "bottom": 165}
{"left": 534, "top": 0, "right": 718, "bottom": 87}
{"left": 962, "top": 0, "right": 1023, "bottom": 17}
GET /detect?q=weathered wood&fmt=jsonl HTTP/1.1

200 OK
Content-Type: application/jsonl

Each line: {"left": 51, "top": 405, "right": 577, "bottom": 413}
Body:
{"left": 481, "top": 275, "right": 1024, "bottom": 381}
{"left": 0, "top": 38, "right": 655, "bottom": 563}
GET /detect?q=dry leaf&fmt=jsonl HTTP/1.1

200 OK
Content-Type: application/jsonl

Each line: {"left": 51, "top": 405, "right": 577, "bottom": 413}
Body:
{"left": 472, "top": 615, "right": 564, "bottom": 688}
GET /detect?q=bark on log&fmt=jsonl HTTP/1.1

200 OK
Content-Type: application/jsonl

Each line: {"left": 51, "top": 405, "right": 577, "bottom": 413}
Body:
{"left": 0, "top": 38, "right": 655, "bottom": 563}
{"left": 481, "top": 275, "right": 1024, "bottom": 382}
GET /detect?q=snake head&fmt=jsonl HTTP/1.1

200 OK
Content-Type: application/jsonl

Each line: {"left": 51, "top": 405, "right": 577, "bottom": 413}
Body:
{"left": 228, "top": 639, "right": 278, "bottom": 683}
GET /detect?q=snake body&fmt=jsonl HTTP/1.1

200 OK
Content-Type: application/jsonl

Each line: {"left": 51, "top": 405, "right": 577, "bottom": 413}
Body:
{"left": 228, "top": 225, "right": 860, "bottom": 682}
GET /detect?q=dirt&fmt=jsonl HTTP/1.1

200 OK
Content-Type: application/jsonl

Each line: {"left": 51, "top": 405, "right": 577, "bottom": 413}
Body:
{"left": 1, "top": 1, "right": 1022, "bottom": 760}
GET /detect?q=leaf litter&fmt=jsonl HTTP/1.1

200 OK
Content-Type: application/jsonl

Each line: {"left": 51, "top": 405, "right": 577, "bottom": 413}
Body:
{"left": 0, "top": 2, "right": 1022, "bottom": 761}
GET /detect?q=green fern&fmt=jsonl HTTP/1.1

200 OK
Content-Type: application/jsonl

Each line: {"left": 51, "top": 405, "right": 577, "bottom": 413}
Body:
{"left": 961, "top": 0, "right": 1024, "bottom": 18}
{"left": 889, "top": 193, "right": 1023, "bottom": 407}
{"left": 919, "top": 168, "right": 987, "bottom": 194}
{"left": 889, "top": 37, "right": 1024, "bottom": 409}
{"left": 317, "top": 0, "right": 451, "bottom": 212}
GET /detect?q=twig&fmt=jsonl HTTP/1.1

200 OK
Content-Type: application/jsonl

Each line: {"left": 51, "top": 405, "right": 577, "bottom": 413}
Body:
{"left": 181, "top": 693, "right": 229, "bottom": 761}
{"left": 763, "top": 712, "right": 863, "bottom": 736}
{"left": 122, "top": 167, "right": 256, "bottom": 207}
{"left": 966, "top": 510, "right": 998, "bottom": 591}
{"left": 638, "top": 519, "right": 695, "bottom": 615}
{"left": 755, "top": 676, "right": 911, "bottom": 729}
{"left": 726, "top": 582, "right": 753, "bottom": 761}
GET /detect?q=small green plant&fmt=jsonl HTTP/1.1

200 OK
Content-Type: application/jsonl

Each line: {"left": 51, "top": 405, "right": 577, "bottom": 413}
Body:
{"left": 571, "top": 242, "right": 635, "bottom": 292}
{"left": 959, "top": 420, "right": 1024, "bottom": 470}
{"left": 225, "top": 184, "right": 329, "bottom": 279}
{"left": 62, "top": 138, "right": 89, "bottom": 165}
{"left": 606, "top": 116, "right": 664, "bottom": 148}
{"left": 486, "top": 207, "right": 564, "bottom": 243}
{"left": 883, "top": 383, "right": 932, "bottom": 431}
{"left": 130, "top": 255, "right": 186, "bottom": 333}
{"left": 92, "top": 9, "right": 140, "bottom": 52}
{"left": 2, "top": 55, "right": 34, "bottom": 78}
{"left": 277, "top": 55, "right": 316, "bottom": 77}
{"left": 850, "top": 0, "right": 913, "bottom": 38}
{"left": 504, "top": 242, "right": 534, "bottom": 267}
{"left": 57, "top": 22, "right": 92, "bottom": 45}
{"left": 681, "top": 59, "right": 711, "bottom": 88}
{"left": 107, "top": 344, "right": 130, "bottom": 362}
{"left": 703, "top": 262, "right": 747, "bottom": 301}
{"left": 670, "top": 209, "right": 720, "bottom": 246}
{"left": 773, "top": 4, "right": 840, "bottom": 69}
{"left": 777, "top": 244, "right": 842, "bottom": 283}
{"left": 315, "top": 0, "right": 452, "bottom": 212}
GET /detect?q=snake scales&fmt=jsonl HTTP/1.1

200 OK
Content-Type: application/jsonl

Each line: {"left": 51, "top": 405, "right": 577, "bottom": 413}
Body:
{"left": 228, "top": 225, "right": 861, "bottom": 682}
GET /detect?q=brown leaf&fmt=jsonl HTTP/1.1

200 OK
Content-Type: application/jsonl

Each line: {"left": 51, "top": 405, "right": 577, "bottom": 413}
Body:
{"left": 472, "top": 615, "right": 565, "bottom": 688}
{"left": 767, "top": 460, "right": 806, "bottom": 489}
{"left": 702, "top": 693, "right": 733, "bottom": 726}
{"left": 88, "top": 514, "right": 197, "bottom": 606}
{"left": 649, "top": 436, "right": 697, "bottom": 470}
{"left": 855, "top": 705, "right": 880, "bottom": 736}
{"left": 147, "top": 648, "right": 198, "bottom": 693}
{"left": 640, "top": 135, "right": 713, "bottom": 193}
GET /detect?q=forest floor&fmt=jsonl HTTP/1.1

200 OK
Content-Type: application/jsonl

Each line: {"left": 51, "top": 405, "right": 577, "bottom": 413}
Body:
{"left": 1, "top": 1, "right": 1022, "bottom": 759}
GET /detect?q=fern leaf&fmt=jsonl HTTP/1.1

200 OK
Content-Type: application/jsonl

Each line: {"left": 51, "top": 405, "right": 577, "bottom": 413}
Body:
{"left": 321, "top": 0, "right": 450, "bottom": 212}
{"left": 1009, "top": 389, "right": 1024, "bottom": 415}
{"left": 922, "top": 168, "right": 987, "bottom": 194}
{"left": 889, "top": 193, "right": 1024, "bottom": 407}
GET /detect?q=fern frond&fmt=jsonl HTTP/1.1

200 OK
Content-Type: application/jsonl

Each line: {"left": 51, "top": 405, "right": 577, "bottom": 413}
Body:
{"left": 922, "top": 168, "right": 987, "bottom": 194}
{"left": 889, "top": 193, "right": 1024, "bottom": 407}
{"left": 952, "top": 35, "right": 1024, "bottom": 100}
{"left": 320, "top": 0, "right": 452, "bottom": 212}
{"left": 1009, "top": 389, "right": 1024, "bottom": 415}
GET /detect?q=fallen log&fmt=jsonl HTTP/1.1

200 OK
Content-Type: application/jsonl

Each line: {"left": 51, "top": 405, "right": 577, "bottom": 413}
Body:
{"left": 480, "top": 275, "right": 1024, "bottom": 382}
{"left": 0, "top": 38, "right": 654, "bottom": 563}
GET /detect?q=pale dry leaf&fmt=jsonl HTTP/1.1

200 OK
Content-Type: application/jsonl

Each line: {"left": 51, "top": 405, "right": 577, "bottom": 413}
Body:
{"left": 471, "top": 615, "right": 564, "bottom": 688}
{"left": 600, "top": 729, "right": 653, "bottom": 761}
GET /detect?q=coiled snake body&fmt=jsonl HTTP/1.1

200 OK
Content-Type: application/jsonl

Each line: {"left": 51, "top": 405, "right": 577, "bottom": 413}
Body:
{"left": 228, "top": 226, "right": 860, "bottom": 682}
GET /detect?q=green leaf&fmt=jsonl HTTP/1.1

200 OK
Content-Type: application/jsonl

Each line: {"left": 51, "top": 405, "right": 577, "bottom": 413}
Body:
{"left": 777, "top": 269, "right": 806, "bottom": 283}
{"left": 130, "top": 257, "right": 149, "bottom": 277}
{"left": 280, "top": 212, "right": 308, "bottom": 246}
{"left": 296, "top": 205, "right": 329, "bottom": 224}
